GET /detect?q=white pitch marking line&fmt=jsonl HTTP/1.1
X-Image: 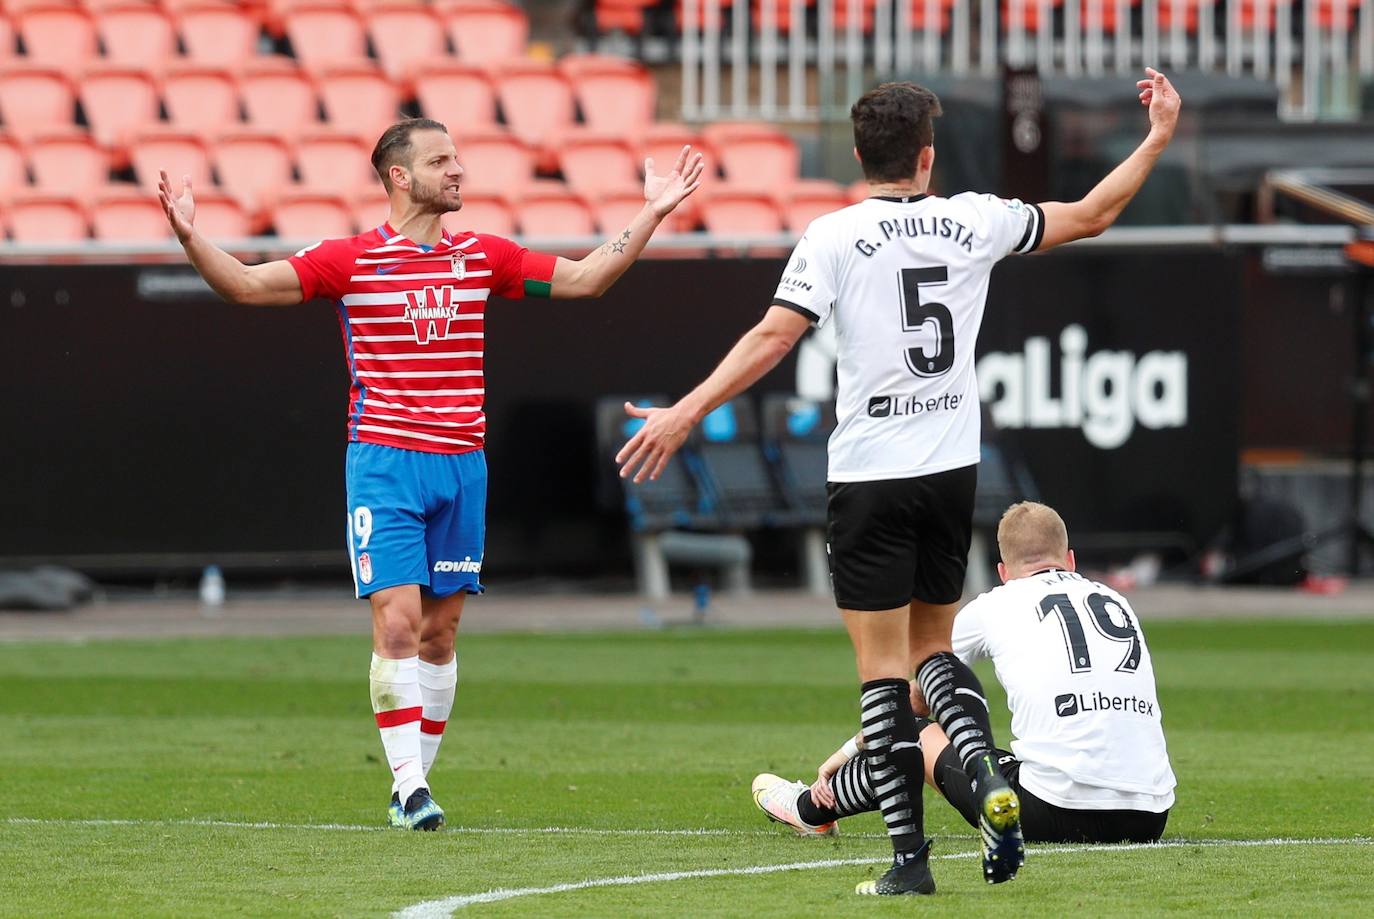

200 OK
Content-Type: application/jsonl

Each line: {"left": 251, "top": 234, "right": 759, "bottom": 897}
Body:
{"left": 394, "top": 837, "right": 1373, "bottom": 918}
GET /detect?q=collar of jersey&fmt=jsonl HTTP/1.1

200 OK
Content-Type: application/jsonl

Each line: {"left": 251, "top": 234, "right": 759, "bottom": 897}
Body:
{"left": 870, "top": 193, "right": 930, "bottom": 204}
{"left": 379, "top": 222, "right": 452, "bottom": 250}
{"left": 1027, "top": 566, "right": 1069, "bottom": 577}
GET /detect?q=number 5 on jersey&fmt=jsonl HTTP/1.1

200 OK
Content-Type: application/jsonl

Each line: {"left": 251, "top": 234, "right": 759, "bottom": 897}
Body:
{"left": 900, "top": 266, "right": 954, "bottom": 377}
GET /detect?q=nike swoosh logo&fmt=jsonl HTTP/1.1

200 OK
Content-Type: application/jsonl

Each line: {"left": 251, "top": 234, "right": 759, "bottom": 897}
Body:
{"left": 376, "top": 265, "right": 400, "bottom": 275}
{"left": 392, "top": 760, "right": 411, "bottom": 772}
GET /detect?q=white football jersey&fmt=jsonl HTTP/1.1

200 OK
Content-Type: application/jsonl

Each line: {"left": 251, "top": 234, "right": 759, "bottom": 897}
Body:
{"left": 772, "top": 193, "right": 1044, "bottom": 482}
{"left": 953, "top": 569, "right": 1176, "bottom": 812}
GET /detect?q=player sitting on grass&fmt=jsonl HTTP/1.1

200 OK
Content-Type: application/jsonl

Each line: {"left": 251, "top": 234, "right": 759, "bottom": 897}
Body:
{"left": 754, "top": 502, "right": 1176, "bottom": 851}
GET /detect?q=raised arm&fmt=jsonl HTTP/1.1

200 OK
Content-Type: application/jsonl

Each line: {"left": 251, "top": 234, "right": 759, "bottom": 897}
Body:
{"left": 549, "top": 146, "right": 705, "bottom": 299}
{"left": 615, "top": 305, "right": 812, "bottom": 482}
{"left": 1035, "top": 68, "right": 1182, "bottom": 251}
{"left": 157, "top": 171, "right": 303, "bottom": 307}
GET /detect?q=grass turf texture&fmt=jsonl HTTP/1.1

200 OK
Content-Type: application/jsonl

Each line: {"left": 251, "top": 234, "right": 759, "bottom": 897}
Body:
{"left": 0, "top": 619, "right": 1371, "bottom": 917}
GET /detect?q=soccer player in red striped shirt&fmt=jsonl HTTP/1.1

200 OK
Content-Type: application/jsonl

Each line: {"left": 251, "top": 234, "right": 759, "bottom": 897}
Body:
{"left": 158, "top": 118, "right": 704, "bottom": 830}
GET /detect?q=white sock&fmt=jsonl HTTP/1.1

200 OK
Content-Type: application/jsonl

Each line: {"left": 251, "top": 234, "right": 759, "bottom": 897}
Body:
{"left": 418, "top": 655, "right": 459, "bottom": 779}
{"left": 369, "top": 654, "right": 426, "bottom": 803}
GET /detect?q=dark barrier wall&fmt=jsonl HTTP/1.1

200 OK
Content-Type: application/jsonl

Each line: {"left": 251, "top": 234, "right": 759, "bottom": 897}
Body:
{"left": 2, "top": 248, "right": 1263, "bottom": 574}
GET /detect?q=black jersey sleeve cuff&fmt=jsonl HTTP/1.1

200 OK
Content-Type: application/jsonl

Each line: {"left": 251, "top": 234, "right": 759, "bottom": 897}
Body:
{"left": 772, "top": 297, "right": 820, "bottom": 322}
{"left": 1014, "top": 203, "right": 1046, "bottom": 254}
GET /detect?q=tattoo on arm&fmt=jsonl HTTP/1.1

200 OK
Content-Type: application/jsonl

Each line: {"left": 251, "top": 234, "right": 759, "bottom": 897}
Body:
{"left": 602, "top": 227, "right": 632, "bottom": 255}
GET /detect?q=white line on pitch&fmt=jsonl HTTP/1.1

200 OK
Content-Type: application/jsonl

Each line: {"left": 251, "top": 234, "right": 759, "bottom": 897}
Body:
{"left": 394, "top": 837, "right": 1373, "bottom": 918}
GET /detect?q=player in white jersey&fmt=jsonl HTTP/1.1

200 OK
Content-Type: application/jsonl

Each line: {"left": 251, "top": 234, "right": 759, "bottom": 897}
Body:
{"left": 754, "top": 502, "right": 1175, "bottom": 848}
{"left": 618, "top": 71, "right": 1181, "bottom": 895}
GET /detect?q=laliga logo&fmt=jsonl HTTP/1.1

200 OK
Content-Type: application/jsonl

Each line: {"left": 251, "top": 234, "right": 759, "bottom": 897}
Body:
{"left": 977, "top": 325, "right": 1187, "bottom": 450}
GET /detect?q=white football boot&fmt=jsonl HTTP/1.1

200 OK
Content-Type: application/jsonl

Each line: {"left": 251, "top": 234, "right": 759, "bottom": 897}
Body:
{"left": 751, "top": 773, "right": 838, "bottom": 837}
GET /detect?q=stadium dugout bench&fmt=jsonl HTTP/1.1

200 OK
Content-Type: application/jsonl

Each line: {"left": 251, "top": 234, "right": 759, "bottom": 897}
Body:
{"left": 595, "top": 396, "right": 750, "bottom": 601}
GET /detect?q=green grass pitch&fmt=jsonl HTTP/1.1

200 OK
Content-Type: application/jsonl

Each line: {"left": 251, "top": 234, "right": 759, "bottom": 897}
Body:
{"left": 1, "top": 618, "right": 1371, "bottom": 916}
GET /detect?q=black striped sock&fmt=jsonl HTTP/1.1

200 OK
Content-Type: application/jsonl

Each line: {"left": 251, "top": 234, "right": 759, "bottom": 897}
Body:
{"left": 860, "top": 678, "right": 924, "bottom": 853}
{"left": 916, "top": 651, "right": 995, "bottom": 773}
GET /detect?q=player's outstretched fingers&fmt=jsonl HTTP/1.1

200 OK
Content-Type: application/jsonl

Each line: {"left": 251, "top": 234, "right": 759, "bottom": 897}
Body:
{"left": 673, "top": 144, "right": 690, "bottom": 176}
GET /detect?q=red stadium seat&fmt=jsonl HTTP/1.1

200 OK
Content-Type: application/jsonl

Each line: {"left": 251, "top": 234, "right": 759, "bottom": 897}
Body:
{"left": 364, "top": 2, "right": 446, "bottom": 80}
{"left": 778, "top": 178, "right": 849, "bottom": 232}
{"left": 270, "top": 187, "right": 354, "bottom": 238}
{"left": 557, "top": 132, "right": 640, "bottom": 196}
{"left": 491, "top": 60, "right": 574, "bottom": 152}
{"left": 414, "top": 60, "right": 498, "bottom": 130}
{"left": 454, "top": 129, "right": 533, "bottom": 196}
{"left": 4, "top": 189, "right": 88, "bottom": 241}
{"left": 213, "top": 128, "right": 293, "bottom": 209}
{"left": 295, "top": 127, "right": 374, "bottom": 189}
{"left": 128, "top": 127, "right": 212, "bottom": 190}
{"left": 314, "top": 61, "right": 402, "bottom": 140}
{"left": 594, "top": 0, "right": 656, "bottom": 34}
{"left": 350, "top": 184, "right": 390, "bottom": 231}
{"left": 0, "top": 17, "right": 14, "bottom": 64}
{"left": 26, "top": 127, "right": 110, "bottom": 196}
{"left": 240, "top": 56, "right": 320, "bottom": 136}
{"left": 283, "top": 3, "right": 366, "bottom": 72}
{"left": 91, "top": 184, "right": 170, "bottom": 240}
{"left": 15, "top": 5, "right": 97, "bottom": 74}
{"left": 698, "top": 120, "right": 783, "bottom": 150}
{"left": 0, "top": 66, "right": 74, "bottom": 140}
{"left": 77, "top": 64, "right": 160, "bottom": 149}
{"left": 590, "top": 186, "right": 649, "bottom": 235}
{"left": 449, "top": 190, "right": 514, "bottom": 236}
{"left": 191, "top": 187, "right": 256, "bottom": 239}
{"left": 0, "top": 133, "right": 27, "bottom": 199}
{"left": 175, "top": 2, "right": 262, "bottom": 66}
{"left": 162, "top": 64, "right": 241, "bottom": 138}
{"left": 713, "top": 133, "right": 800, "bottom": 184}
{"left": 699, "top": 188, "right": 784, "bottom": 236}
{"left": 637, "top": 122, "right": 706, "bottom": 173}
{"left": 513, "top": 186, "right": 595, "bottom": 238}
{"left": 561, "top": 55, "right": 656, "bottom": 135}
{"left": 95, "top": 4, "right": 176, "bottom": 69}
{"left": 441, "top": 0, "right": 527, "bottom": 64}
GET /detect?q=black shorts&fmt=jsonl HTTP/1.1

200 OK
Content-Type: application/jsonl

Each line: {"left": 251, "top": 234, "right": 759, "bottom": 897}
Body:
{"left": 932, "top": 745, "right": 1169, "bottom": 844}
{"left": 826, "top": 464, "right": 977, "bottom": 610}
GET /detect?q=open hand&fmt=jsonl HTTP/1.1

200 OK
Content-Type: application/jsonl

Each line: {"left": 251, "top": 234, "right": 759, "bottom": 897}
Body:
{"left": 157, "top": 170, "right": 196, "bottom": 243}
{"left": 644, "top": 146, "right": 706, "bottom": 220}
{"left": 1136, "top": 67, "right": 1181, "bottom": 142}
{"left": 810, "top": 770, "right": 837, "bottom": 810}
{"left": 615, "top": 401, "right": 695, "bottom": 483}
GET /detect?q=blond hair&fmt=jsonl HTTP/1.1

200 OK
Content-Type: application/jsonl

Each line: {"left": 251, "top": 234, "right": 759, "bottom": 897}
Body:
{"left": 996, "top": 502, "right": 1069, "bottom": 569}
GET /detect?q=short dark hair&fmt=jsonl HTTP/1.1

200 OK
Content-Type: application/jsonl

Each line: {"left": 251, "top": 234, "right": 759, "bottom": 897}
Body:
{"left": 371, "top": 118, "right": 449, "bottom": 192}
{"left": 850, "top": 82, "right": 942, "bottom": 183}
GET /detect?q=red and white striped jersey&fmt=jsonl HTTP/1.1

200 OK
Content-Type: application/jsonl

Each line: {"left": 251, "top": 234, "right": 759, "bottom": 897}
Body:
{"left": 289, "top": 223, "right": 556, "bottom": 454}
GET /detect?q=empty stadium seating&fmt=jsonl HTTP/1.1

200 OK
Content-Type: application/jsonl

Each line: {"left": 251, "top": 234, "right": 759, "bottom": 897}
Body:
{"left": 282, "top": 2, "right": 366, "bottom": 71}
{"left": 698, "top": 188, "right": 784, "bottom": 235}
{"left": 212, "top": 129, "right": 294, "bottom": 211}
{"left": 78, "top": 64, "right": 160, "bottom": 149}
{"left": 295, "top": 127, "right": 374, "bottom": 188}
{"left": 162, "top": 64, "right": 241, "bottom": 137}
{"left": 4, "top": 189, "right": 87, "bottom": 242}
{"left": 441, "top": 0, "right": 528, "bottom": 65}
{"left": 779, "top": 178, "right": 850, "bottom": 231}
{"left": 91, "top": 184, "right": 170, "bottom": 241}
{"left": 15, "top": 5, "right": 97, "bottom": 73}
{"left": 414, "top": 60, "right": 498, "bottom": 129}
{"left": 589, "top": 188, "right": 649, "bottom": 236}
{"left": 560, "top": 54, "right": 657, "bottom": 134}
{"left": 513, "top": 187, "right": 595, "bottom": 237}
{"left": 95, "top": 4, "right": 177, "bottom": 68}
{"left": 314, "top": 61, "right": 402, "bottom": 139}
{"left": 239, "top": 56, "right": 319, "bottom": 134}
{"left": 453, "top": 129, "right": 534, "bottom": 195}
{"left": 191, "top": 188, "right": 255, "bottom": 240}
{"left": 27, "top": 127, "right": 110, "bottom": 196}
{"left": 450, "top": 191, "right": 515, "bottom": 237}
{"left": 270, "top": 188, "right": 354, "bottom": 238}
{"left": 175, "top": 2, "right": 262, "bottom": 67}
{"left": 0, "top": 66, "right": 75, "bottom": 140}
{"left": 492, "top": 60, "right": 575, "bottom": 153}
{"left": 557, "top": 132, "right": 640, "bottom": 195}
{"left": 128, "top": 127, "right": 212, "bottom": 190}
{"left": 0, "top": 134, "right": 26, "bottom": 197}
{"left": 365, "top": 2, "right": 446, "bottom": 79}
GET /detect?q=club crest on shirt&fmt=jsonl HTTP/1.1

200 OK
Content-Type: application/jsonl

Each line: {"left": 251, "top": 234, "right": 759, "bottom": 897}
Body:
{"left": 358, "top": 552, "right": 373, "bottom": 585}
{"left": 451, "top": 252, "right": 467, "bottom": 280}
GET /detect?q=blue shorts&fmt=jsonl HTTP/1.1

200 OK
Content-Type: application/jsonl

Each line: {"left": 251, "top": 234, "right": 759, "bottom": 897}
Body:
{"left": 344, "top": 442, "right": 487, "bottom": 599}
